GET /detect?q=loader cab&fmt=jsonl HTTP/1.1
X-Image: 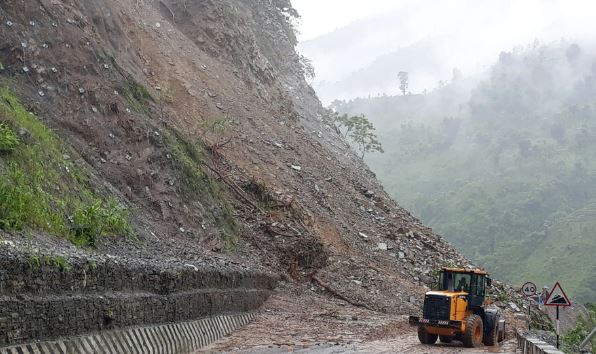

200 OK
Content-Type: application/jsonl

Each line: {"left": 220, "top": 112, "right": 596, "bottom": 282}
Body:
{"left": 437, "top": 268, "right": 491, "bottom": 309}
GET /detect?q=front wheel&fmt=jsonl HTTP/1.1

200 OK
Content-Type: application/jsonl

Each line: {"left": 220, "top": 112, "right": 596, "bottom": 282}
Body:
{"left": 418, "top": 327, "right": 438, "bottom": 344}
{"left": 462, "top": 314, "right": 483, "bottom": 348}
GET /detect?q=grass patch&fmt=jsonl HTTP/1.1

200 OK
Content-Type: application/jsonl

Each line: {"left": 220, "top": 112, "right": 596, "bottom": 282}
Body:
{"left": 70, "top": 198, "right": 132, "bottom": 247}
{"left": 162, "top": 128, "right": 239, "bottom": 249}
{"left": 242, "top": 178, "right": 278, "bottom": 210}
{"left": 0, "top": 85, "right": 133, "bottom": 246}
{"left": 43, "top": 255, "right": 71, "bottom": 272}
{"left": 27, "top": 254, "right": 41, "bottom": 268}
{"left": 123, "top": 81, "right": 153, "bottom": 115}
{"left": 0, "top": 122, "right": 19, "bottom": 152}
{"left": 562, "top": 303, "right": 595, "bottom": 353}
{"left": 28, "top": 253, "right": 71, "bottom": 272}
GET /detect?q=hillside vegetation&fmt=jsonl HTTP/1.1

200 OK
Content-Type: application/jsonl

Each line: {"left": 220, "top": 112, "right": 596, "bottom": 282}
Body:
{"left": 335, "top": 40, "right": 596, "bottom": 303}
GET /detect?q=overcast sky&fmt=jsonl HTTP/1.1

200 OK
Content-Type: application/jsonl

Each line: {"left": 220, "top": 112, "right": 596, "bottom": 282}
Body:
{"left": 292, "top": 0, "right": 596, "bottom": 101}
{"left": 292, "top": 0, "right": 409, "bottom": 41}
{"left": 292, "top": 0, "right": 596, "bottom": 42}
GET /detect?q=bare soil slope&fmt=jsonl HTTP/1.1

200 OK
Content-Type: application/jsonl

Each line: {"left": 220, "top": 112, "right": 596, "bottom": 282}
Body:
{"left": 0, "top": 0, "right": 522, "bottom": 336}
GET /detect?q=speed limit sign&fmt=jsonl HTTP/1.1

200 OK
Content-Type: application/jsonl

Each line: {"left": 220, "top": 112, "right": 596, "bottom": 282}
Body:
{"left": 522, "top": 282, "right": 537, "bottom": 297}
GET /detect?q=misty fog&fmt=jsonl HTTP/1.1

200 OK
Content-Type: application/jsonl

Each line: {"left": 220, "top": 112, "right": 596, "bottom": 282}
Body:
{"left": 294, "top": 0, "right": 596, "bottom": 103}
{"left": 293, "top": 0, "right": 596, "bottom": 304}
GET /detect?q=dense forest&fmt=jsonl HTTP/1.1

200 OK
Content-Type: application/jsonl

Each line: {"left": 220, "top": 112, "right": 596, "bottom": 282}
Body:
{"left": 334, "top": 40, "right": 596, "bottom": 303}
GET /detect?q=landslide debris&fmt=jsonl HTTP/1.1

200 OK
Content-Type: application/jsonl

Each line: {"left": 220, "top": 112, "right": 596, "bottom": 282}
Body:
{"left": 0, "top": 0, "right": 524, "bottom": 322}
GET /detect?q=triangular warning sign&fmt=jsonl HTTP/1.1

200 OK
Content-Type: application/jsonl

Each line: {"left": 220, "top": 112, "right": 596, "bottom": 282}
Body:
{"left": 544, "top": 282, "right": 572, "bottom": 307}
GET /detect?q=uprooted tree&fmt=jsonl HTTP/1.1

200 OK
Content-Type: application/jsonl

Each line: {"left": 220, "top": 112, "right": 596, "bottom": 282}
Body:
{"left": 324, "top": 110, "right": 384, "bottom": 159}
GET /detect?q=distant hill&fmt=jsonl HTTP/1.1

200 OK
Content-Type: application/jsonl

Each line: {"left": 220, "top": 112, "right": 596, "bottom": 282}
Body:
{"left": 313, "top": 39, "right": 455, "bottom": 102}
{"left": 335, "top": 40, "right": 596, "bottom": 303}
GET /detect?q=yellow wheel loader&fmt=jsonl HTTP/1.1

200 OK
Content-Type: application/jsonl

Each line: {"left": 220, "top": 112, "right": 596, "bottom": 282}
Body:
{"left": 409, "top": 268, "right": 505, "bottom": 347}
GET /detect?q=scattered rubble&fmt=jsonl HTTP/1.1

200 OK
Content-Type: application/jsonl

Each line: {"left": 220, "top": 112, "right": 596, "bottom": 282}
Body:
{"left": 0, "top": 0, "right": 528, "bottom": 348}
{"left": 377, "top": 243, "right": 388, "bottom": 251}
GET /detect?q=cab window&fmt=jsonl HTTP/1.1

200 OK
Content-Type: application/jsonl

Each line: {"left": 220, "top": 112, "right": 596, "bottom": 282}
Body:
{"left": 475, "top": 276, "right": 485, "bottom": 296}
{"left": 453, "top": 273, "right": 471, "bottom": 292}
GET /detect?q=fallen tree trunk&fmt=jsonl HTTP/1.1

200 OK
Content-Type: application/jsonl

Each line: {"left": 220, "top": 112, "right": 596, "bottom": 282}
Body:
{"left": 311, "top": 275, "right": 375, "bottom": 311}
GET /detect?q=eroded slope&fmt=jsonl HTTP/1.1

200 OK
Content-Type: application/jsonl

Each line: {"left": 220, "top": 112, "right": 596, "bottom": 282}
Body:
{"left": 0, "top": 0, "right": 483, "bottom": 324}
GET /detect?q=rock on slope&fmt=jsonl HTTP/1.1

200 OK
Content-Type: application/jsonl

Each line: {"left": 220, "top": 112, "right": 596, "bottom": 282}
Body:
{"left": 0, "top": 0, "right": 474, "bottom": 316}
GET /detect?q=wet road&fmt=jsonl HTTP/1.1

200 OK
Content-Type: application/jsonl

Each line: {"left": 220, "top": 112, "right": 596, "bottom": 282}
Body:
{"left": 199, "top": 290, "right": 520, "bottom": 354}
{"left": 215, "top": 336, "right": 518, "bottom": 353}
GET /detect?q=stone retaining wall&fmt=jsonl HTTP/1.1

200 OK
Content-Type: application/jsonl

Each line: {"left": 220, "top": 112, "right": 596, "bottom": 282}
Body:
{"left": 0, "top": 313, "right": 255, "bottom": 354}
{"left": 0, "top": 252, "right": 275, "bottom": 296}
{"left": 0, "top": 247, "right": 276, "bottom": 346}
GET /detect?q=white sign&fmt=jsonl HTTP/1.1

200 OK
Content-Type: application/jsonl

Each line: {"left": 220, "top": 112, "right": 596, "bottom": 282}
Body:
{"left": 544, "top": 282, "right": 572, "bottom": 307}
{"left": 522, "top": 282, "right": 537, "bottom": 297}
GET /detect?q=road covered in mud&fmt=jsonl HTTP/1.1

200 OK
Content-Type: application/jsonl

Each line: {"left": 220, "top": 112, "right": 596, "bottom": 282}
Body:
{"left": 201, "top": 284, "right": 520, "bottom": 353}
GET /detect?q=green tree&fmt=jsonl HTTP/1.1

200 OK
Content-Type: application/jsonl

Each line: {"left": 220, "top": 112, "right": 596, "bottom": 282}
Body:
{"left": 325, "top": 111, "right": 383, "bottom": 158}
{"left": 562, "top": 303, "right": 595, "bottom": 353}
{"left": 398, "top": 71, "right": 409, "bottom": 95}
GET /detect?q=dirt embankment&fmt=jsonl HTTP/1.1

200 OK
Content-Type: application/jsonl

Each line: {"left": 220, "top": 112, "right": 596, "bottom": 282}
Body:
{"left": 0, "top": 0, "right": 531, "bottom": 346}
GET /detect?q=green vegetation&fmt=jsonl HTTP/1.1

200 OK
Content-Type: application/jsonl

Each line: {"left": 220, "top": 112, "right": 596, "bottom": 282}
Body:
{"left": 200, "top": 116, "right": 233, "bottom": 151}
{"left": 43, "top": 255, "right": 71, "bottom": 272}
{"left": 201, "top": 116, "right": 231, "bottom": 137}
{"left": 335, "top": 41, "right": 596, "bottom": 303}
{"left": 27, "top": 254, "right": 41, "bottom": 268}
{"left": 0, "top": 122, "right": 19, "bottom": 152}
{"left": 242, "top": 178, "right": 277, "bottom": 210}
{"left": 71, "top": 199, "right": 132, "bottom": 247}
{"left": 87, "top": 259, "right": 97, "bottom": 271}
{"left": 124, "top": 80, "right": 153, "bottom": 114}
{"left": 27, "top": 253, "right": 71, "bottom": 272}
{"left": 325, "top": 111, "right": 383, "bottom": 158}
{"left": 0, "top": 86, "right": 132, "bottom": 246}
{"left": 563, "top": 303, "right": 595, "bottom": 353}
{"left": 493, "top": 291, "right": 511, "bottom": 303}
{"left": 162, "top": 128, "right": 239, "bottom": 249}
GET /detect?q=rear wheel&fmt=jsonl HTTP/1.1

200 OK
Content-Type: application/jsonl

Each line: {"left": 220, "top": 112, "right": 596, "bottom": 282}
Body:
{"left": 439, "top": 335, "right": 454, "bottom": 343}
{"left": 462, "top": 314, "right": 483, "bottom": 348}
{"left": 498, "top": 319, "right": 506, "bottom": 342}
{"left": 418, "top": 327, "right": 438, "bottom": 344}
{"left": 483, "top": 314, "right": 499, "bottom": 346}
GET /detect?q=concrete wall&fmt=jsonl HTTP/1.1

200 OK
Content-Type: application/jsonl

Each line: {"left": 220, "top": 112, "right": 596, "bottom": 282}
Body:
{"left": 0, "top": 313, "right": 255, "bottom": 354}
{"left": 517, "top": 332, "right": 565, "bottom": 354}
{"left": 0, "top": 248, "right": 276, "bottom": 346}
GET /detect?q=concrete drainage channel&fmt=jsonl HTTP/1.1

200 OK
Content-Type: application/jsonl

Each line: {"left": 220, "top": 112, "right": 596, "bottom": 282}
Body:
{"left": 0, "top": 313, "right": 255, "bottom": 354}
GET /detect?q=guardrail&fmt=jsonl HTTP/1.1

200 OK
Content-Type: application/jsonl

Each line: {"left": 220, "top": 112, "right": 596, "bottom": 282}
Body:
{"left": 517, "top": 331, "right": 565, "bottom": 354}
{"left": 579, "top": 327, "right": 596, "bottom": 353}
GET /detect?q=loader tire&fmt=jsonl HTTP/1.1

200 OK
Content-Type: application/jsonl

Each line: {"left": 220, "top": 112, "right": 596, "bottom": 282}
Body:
{"left": 483, "top": 313, "right": 499, "bottom": 346}
{"left": 462, "top": 314, "right": 483, "bottom": 348}
{"left": 418, "top": 326, "right": 438, "bottom": 344}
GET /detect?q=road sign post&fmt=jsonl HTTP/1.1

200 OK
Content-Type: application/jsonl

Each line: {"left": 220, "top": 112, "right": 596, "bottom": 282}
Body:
{"left": 544, "top": 282, "right": 572, "bottom": 349}
{"left": 556, "top": 306, "right": 560, "bottom": 348}
{"left": 521, "top": 282, "right": 537, "bottom": 330}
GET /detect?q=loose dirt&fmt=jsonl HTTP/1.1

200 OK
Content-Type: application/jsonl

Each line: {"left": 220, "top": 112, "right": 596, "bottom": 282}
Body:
{"left": 200, "top": 283, "right": 519, "bottom": 354}
{"left": 0, "top": 0, "right": 534, "bottom": 349}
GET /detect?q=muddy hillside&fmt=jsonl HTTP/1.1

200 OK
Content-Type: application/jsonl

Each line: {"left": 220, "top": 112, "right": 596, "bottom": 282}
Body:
{"left": 0, "top": 0, "right": 510, "bottom": 315}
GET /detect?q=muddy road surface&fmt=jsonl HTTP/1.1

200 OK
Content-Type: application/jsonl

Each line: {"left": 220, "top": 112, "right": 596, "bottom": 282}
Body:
{"left": 200, "top": 284, "right": 520, "bottom": 353}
